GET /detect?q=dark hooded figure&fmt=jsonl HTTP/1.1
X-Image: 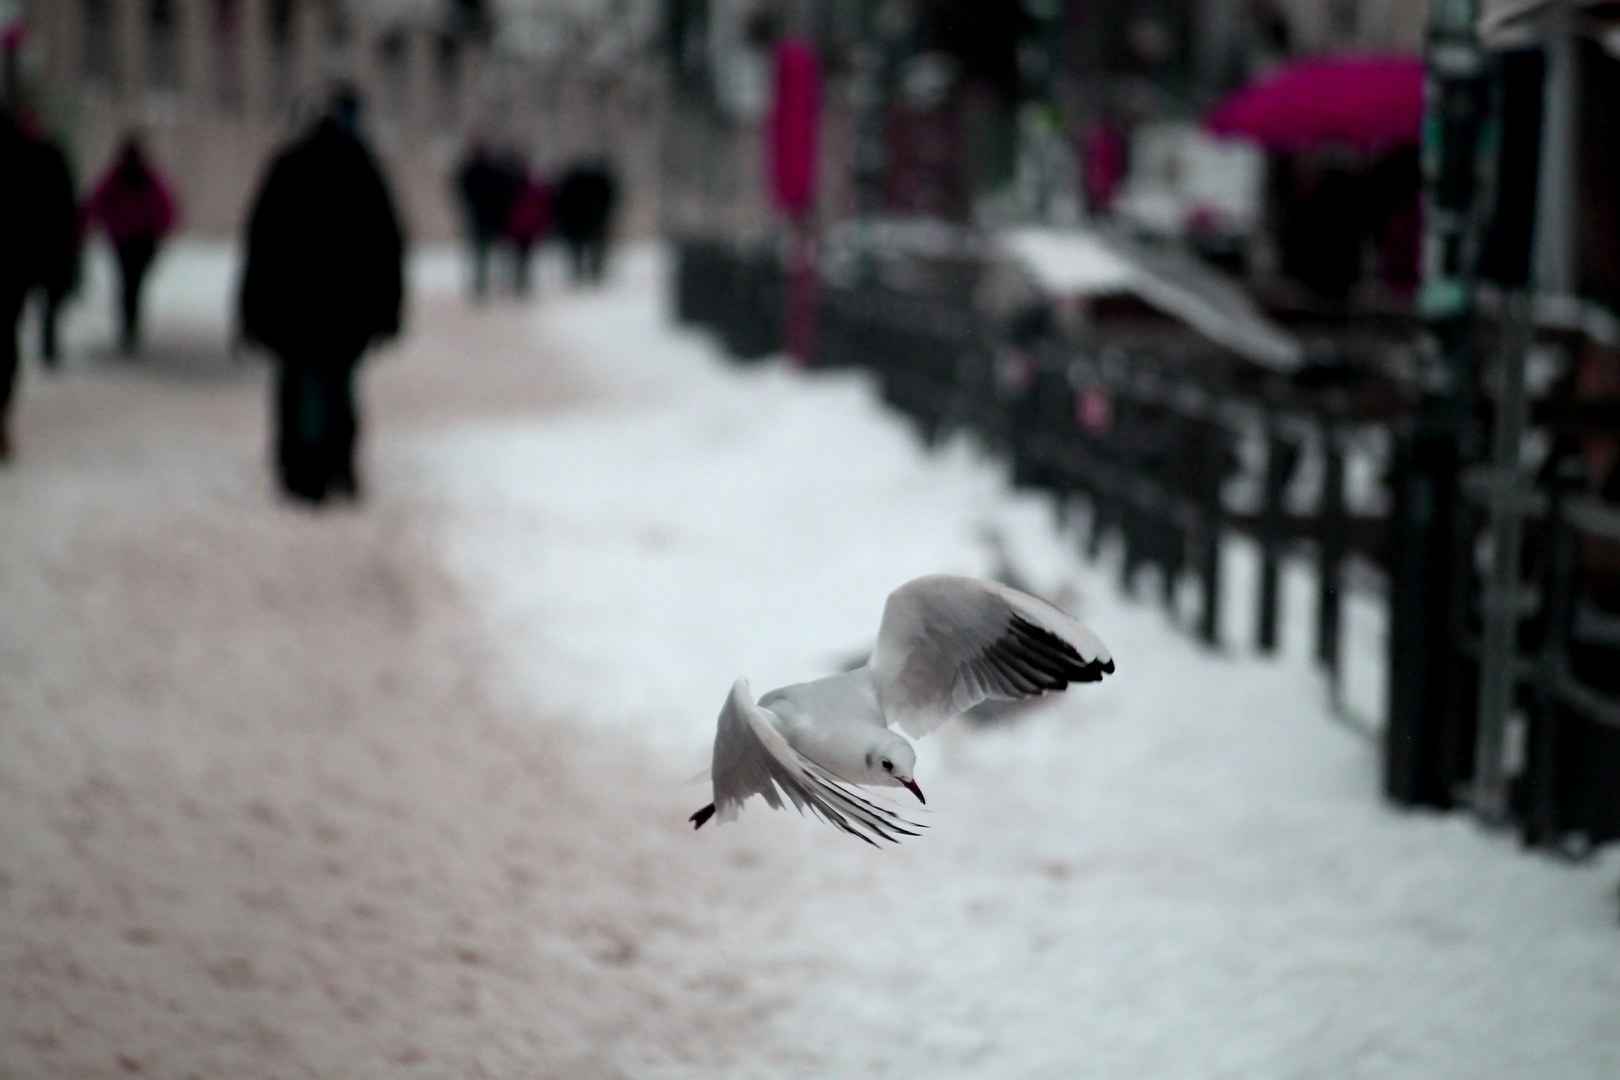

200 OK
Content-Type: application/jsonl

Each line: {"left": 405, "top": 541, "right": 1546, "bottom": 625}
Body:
{"left": 18, "top": 114, "right": 79, "bottom": 366}
{"left": 239, "top": 89, "right": 404, "bottom": 505}
{"left": 454, "top": 141, "right": 520, "bottom": 299}
{"left": 0, "top": 107, "right": 77, "bottom": 461}
{"left": 83, "top": 134, "right": 177, "bottom": 354}
{"left": 0, "top": 109, "right": 41, "bottom": 461}
{"left": 553, "top": 158, "right": 618, "bottom": 284}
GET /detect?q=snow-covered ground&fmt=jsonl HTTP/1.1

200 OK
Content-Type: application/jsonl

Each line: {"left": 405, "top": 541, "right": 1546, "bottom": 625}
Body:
{"left": 5, "top": 240, "right": 1618, "bottom": 1079}
{"left": 412, "top": 249, "right": 1620, "bottom": 1078}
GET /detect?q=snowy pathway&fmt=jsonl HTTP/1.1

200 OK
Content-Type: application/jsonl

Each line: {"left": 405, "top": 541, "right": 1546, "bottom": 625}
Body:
{"left": 1, "top": 241, "right": 1616, "bottom": 1080}
{"left": 418, "top": 249, "right": 1620, "bottom": 1079}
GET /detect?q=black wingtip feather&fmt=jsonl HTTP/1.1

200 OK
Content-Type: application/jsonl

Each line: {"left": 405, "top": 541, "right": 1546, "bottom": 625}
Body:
{"left": 690, "top": 803, "right": 716, "bottom": 829}
{"left": 998, "top": 617, "right": 1115, "bottom": 690}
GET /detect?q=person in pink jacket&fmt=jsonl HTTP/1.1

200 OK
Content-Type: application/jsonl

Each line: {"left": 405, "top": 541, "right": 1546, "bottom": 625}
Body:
{"left": 83, "top": 134, "right": 176, "bottom": 355}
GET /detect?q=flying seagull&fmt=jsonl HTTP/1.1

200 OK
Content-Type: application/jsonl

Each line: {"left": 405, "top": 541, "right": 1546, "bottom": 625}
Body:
{"left": 690, "top": 574, "right": 1114, "bottom": 845}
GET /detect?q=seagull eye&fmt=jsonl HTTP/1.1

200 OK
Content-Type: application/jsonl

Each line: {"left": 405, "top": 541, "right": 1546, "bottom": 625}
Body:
{"left": 881, "top": 759, "right": 893, "bottom": 772}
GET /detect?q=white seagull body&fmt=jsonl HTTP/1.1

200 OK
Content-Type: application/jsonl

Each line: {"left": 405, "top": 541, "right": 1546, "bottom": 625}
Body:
{"left": 690, "top": 574, "right": 1115, "bottom": 845}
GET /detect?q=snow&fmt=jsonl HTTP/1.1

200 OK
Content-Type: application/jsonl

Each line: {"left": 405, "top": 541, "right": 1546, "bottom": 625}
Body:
{"left": 7, "top": 238, "right": 1617, "bottom": 1078}
{"left": 999, "top": 226, "right": 1303, "bottom": 370}
{"left": 1003, "top": 227, "right": 1138, "bottom": 294}
{"left": 408, "top": 247, "right": 1620, "bottom": 1078}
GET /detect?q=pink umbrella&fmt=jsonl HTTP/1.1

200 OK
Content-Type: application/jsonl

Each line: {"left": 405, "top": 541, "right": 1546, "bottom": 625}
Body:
{"left": 1206, "top": 54, "right": 1424, "bottom": 153}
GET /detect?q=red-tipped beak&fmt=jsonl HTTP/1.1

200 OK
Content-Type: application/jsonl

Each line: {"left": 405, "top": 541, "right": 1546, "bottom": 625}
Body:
{"left": 900, "top": 778, "right": 926, "bottom": 804}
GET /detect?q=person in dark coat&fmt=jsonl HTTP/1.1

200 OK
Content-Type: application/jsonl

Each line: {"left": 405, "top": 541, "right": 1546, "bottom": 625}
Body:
{"left": 83, "top": 133, "right": 176, "bottom": 354}
{"left": 35, "top": 141, "right": 79, "bottom": 366}
{"left": 454, "top": 141, "right": 520, "bottom": 300}
{"left": 0, "top": 107, "right": 77, "bottom": 461}
{"left": 239, "top": 88, "right": 404, "bottom": 506}
{"left": 553, "top": 158, "right": 619, "bottom": 284}
{"left": 0, "top": 109, "right": 40, "bottom": 461}
{"left": 16, "top": 111, "right": 80, "bottom": 367}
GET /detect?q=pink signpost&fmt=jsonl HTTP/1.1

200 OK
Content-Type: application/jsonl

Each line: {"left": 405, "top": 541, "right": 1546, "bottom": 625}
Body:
{"left": 768, "top": 38, "right": 821, "bottom": 365}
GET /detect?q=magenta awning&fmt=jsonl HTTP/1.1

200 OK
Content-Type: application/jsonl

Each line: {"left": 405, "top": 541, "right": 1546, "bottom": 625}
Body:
{"left": 1206, "top": 54, "right": 1425, "bottom": 154}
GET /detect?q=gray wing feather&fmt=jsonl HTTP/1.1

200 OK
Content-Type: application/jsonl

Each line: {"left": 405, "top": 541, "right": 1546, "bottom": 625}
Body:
{"left": 871, "top": 575, "right": 1115, "bottom": 738}
{"left": 708, "top": 679, "right": 923, "bottom": 846}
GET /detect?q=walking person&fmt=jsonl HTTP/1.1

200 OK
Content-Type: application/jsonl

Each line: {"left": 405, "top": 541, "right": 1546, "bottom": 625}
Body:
{"left": 503, "top": 167, "right": 552, "bottom": 296}
{"left": 0, "top": 106, "right": 76, "bottom": 461}
{"left": 0, "top": 108, "right": 38, "bottom": 461}
{"left": 453, "top": 141, "right": 519, "bottom": 300}
{"left": 83, "top": 133, "right": 176, "bottom": 355}
{"left": 553, "top": 158, "right": 618, "bottom": 284}
{"left": 18, "top": 110, "right": 79, "bottom": 367}
{"left": 239, "top": 87, "right": 403, "bottom": 506}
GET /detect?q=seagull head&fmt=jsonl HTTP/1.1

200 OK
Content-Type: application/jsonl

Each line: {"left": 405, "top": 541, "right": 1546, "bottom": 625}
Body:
{"left": 865, "top": 734, "right": 925, "bottom": 804}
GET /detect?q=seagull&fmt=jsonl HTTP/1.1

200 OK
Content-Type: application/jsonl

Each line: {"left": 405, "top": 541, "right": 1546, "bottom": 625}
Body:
{"left": 689, "top": 574, "right": 1115, "bottom": 845}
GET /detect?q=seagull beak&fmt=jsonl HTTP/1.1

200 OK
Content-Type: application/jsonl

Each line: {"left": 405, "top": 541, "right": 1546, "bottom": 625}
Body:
{"left": 900, "top": 778, "right": 926, "bottom": 804}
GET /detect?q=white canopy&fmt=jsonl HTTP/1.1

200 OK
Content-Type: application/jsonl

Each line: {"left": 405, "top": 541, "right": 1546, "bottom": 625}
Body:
{"left": 998, "top": 227, "right": 1304, "bottom": 373}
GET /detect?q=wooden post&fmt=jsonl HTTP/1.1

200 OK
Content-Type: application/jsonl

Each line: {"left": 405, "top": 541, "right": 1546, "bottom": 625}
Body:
{"left": 1525, "top": 459, "right": 1583, "bottom": 846}
{"left": 1256, "top": 415, "right": 1293, "bottom": 654}
{"left": 1198, "top": 493, "right": 1222, "bottom": 648}
{"left": 784, "top": 210, "right": 817, "bottom": 364}
{"left": 1316, "top": 414, "right": 1347, "bottom": 687}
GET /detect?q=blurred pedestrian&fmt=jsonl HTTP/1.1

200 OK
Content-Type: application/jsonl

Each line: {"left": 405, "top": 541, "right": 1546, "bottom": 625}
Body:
{"left": 0, "top": 109, "right": 37, "bottom": 461}
{"left": 17, "top": 110, "right": 79, "bottom": 367}
{"left": 83, "top": 133, "right": 176, "bottom": 355}
{"left": 454, "top": 141, "right": 519, "bottom": 300}
{"left": 35, "top": 150, "right": 79, "bottom": 366}
{"left": 239, "top": 87, "right": 404, "bottom": 506}
{"left": 553, "top": 158, "right": 618, "bottom": 284}
{"left": 0, "top": 106, "right": 77, "bottom": 461}
{"left": 503, "top": 169, "right": 552, "bottom": 296}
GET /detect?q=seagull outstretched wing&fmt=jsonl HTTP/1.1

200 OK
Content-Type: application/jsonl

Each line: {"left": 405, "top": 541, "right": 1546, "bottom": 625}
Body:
{"left": 871, "top": 575, "right": 1115, "bottom": 738}
{"left": 691, "top": 679, "right": 923, "bottom": 847}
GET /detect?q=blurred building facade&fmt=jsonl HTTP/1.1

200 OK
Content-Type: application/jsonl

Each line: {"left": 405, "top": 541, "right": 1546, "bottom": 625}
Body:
{"left": 658, "top": 0, "right": 1430, "bottom": 244}
{"left": 9, "top": 0, "right": 664, "bottom": 240}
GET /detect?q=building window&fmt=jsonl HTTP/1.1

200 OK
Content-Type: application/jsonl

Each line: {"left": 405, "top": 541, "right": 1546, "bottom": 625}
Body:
{"left": 212, "top": 0, "right": 244, "bottom": 107}
{"left": 147, "top": 0, "right": 183, "bottom": 93}
{"left": 83, "top": 0, "right": 119, "bottom": 87}
{"left": 321, "top": 0, "right": 354, "bottom": 79}
{"left": 267, "top": 0, "right": 299, "bottom": 108}
{"left": 435, "top": 32, "right": 461, "bottom": 132}
{"left": 376, "top": 28, "right": 408, "bottom": 125}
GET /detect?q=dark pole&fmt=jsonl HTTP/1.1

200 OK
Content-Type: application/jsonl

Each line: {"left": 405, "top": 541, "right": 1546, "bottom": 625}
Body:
{"left": 1316, "top": 409, "right": 1347, "bottom": 690}
{"left": 1384, "top": 0, "right": 1488, "bottom": 807}
{"left": 1256, "top": 416, "right": 1284, "bottom": 654}
{"left": 1256, "top": 411, "right": 1298, "bottom": 655}
{"left": 1198, "top": 493, "right": 1222, "bottom": 648}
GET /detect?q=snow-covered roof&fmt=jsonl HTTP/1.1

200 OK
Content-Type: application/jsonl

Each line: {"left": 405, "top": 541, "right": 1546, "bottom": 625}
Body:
{"left": 998, "top": 228, "right": 1138, "bottom": 296}
{"left": 999, "top": 227, "right": 1305, "bottom": 372}
{"left": 1480, "top": 0, "right": 1619, "bottom": 36}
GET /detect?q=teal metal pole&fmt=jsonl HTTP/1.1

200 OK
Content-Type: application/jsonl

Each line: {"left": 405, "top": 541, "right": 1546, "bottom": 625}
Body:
{"left": 1385, "top": 0, "right": 1489, "bottom": 807}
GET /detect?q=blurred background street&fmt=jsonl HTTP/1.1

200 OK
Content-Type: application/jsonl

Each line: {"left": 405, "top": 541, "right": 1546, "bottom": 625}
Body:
{"left": 4, "top": 1, "right": 1620, "bottom": 1077}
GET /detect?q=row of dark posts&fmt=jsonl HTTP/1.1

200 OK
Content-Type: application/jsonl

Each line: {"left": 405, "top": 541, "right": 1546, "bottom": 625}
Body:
{"left": 1390, "top": 450, "right": 1620, "bottom": 852}
{"left": 1385, "top": 17, "right": 1620, "bottom": 852}
{"left": 672, "top": 238, "right": 1379, "bottom": 682}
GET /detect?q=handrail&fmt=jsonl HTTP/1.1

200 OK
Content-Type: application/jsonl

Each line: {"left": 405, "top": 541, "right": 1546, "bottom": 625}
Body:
{"left": 1550, "top": 655, "right": 1620, "bottom": 731}
{"left": 1565, "top": 496, "right": 1620, "bottom": 542}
